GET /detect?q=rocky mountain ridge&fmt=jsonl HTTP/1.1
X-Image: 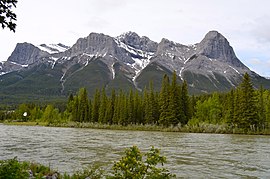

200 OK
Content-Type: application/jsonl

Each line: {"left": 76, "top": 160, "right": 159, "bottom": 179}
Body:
{"left": 0, "top": 30, "right": 269, "bottom": 101}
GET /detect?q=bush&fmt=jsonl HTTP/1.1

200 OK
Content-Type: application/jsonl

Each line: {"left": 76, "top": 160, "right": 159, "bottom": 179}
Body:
{"left": 0, "top": 146, "right": 175, "bottom": 178}
{"left": 0, "top": 157, "right": 29, "bottom": 179}
{"left": 110, "top": 146, "right": 175, "bottom": 179}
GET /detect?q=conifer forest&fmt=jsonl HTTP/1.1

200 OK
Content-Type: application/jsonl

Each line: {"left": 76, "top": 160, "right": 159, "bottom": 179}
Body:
{"left": 1, "top": 72, "right": 270, "bottom": 133}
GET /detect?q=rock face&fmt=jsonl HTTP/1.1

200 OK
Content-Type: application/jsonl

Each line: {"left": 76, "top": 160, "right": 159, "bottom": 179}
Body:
{"left": 7, "top": 43, "right": 48, "bottom": 65}
{"left": 117, "top": 31, "right": 158, "bottom": 52}
{"left": 0, "top": 30, "right": 269, "bottom": 100}
{"left": 196, "top": 31, "right": 246, "bottom": 68}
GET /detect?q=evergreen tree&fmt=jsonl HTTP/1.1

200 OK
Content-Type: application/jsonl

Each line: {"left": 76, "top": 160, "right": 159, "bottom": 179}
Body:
{"left": 88, "top": 99, "right": 92, "bottom": 122}
{"left": 167, "top": 72, "right": 184, "bottom": 126}
{"left": 127, "top": 89, "right": 135, "bottom": 124}
{"left": 119, "top": 92, "right": 128, "bottom": 125}
{"left": 104, "top": 89, "right": 116, "bottom": 124}
{"left": 233, "top": 88, "right": 241, "bottom": 127}
{"left": 112, "top": 92, "right": 121, "bottom": 124}
{"left": 159, "top": 74, "right": 170, "bottom": 126}
{"left": 78, "top": 88, "right": 89, "bottom": 122}
{"left": 144, "top": 85, "right": 156, "bottom": 124}
{"left": 237, "top": 73, "right": 258, "bottom": 130}
{"left": 98, "top": 87, "right": 107, "bottom": 123}
{"left": 258, "top": 86, "right": 266, "bottom": 129}
{"left": 224, "top": 89, "right": 235, "bottom": 124}
{"left": 181, "top": 80, "right": 190, "bottom": 124}
{"left": 92, "top": 89, "right": 100, "bottom": 122}
{"left": 134, "top": 91, "right": 143, "bottom": 124}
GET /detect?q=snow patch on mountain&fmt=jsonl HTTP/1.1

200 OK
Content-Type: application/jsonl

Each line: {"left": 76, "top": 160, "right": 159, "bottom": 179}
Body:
{"left": 229, "top": 65, "right": 240, "bottom": 74}
{"left": 37, "top": 44, "right": 69, "bottom": 54}
{"left": 114, "top": 38, "right": 154, "bottom": 81}
{"left": 10, "top": 61, "right": 29, "bottom": 68}
{"left": 179, "top": 67, "right": 184, "bottom": 81}
{"left": 49, "top": 57, "right": 59, "bottom": 69}
{"left": 111, "top": 63, "right": 115, "bottom": 79}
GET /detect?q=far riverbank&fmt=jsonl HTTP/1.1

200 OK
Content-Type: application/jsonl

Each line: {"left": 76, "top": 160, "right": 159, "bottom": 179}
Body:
{"left": 3, "top": 121, "right": 270, "bottom": 135}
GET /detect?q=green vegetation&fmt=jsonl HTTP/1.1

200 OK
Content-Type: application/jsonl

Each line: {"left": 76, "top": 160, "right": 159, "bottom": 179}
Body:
{"left": 0, "top": 146, "right": 175, "bottom": 178}
{"left": 2, "top": 72, "right": 270, "bottom": 134}
{"left": 0, "top": 0, "right": 17, "bottom": 32}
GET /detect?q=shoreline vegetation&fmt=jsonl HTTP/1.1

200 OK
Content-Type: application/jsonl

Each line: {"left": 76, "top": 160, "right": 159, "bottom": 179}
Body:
{"left": 0, "top": 146, "right": 176, "bottom": 178}
{"left": 3, "top": 121, "right": 270, "bottom": 135}
{"left": 1, "top": 73, "right": 270, "bottom": 135}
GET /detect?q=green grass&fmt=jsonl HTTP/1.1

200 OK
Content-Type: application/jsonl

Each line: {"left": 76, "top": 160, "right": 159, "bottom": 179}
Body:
{"left": 4, "top": 121, "right": 270, "bottom": 135}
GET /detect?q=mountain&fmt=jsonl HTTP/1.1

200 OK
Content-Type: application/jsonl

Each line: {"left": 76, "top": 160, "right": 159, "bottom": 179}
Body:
{"left": 0, "top": 30, "right": 270, "bottom": 103}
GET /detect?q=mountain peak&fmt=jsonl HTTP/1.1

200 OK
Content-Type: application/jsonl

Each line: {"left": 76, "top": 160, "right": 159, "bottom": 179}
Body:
{"left": 117, "top": 31, "right": 158, "bottom": 53}
{"left": 196, "top": 30, "right": 246, "bottom": 68}
{"left": 203, "top": 30, "right": 225, "bottom": 40}
{"left": 7, "top": 42, "right": 48, "bottom": 65}
{"left": 117, "top": 31, "right": 140, "bottom": 40}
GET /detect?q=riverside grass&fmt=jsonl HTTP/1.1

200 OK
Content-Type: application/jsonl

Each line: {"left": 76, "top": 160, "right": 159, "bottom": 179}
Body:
{"left": 4, "top": 121, "right": 270, "bottom": 135}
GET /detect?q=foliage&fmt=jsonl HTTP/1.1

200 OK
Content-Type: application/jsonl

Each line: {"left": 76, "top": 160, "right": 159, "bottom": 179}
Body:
{"left": 0, "top": 157, "right": 29, "bottom": 179}
{"left": 111, "top": 146, "right": 175, "bottom": 179}
{"left": 2, "top": 73, "right": 270, "bottom": 134}
{"left": 0, "top": 147, "right": 175, "bottom": 178}
{"left": 0, "top": 0, "right": 17, "bottom": 32}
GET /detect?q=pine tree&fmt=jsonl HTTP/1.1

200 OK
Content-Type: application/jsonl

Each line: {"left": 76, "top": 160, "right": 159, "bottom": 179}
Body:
{"left": 233, "top": 88, "right": 241, "bottom": 127}
{"left": 112, "top": 93, "right": 120, "bottom": 124}
{"left": 134, "top": 91, "right": 143, "bottom": 124}
{"left": 78, "top": 88, "right": 89, "bottom": 122}
{"left": 71, "top": 96, "right": 79, "bottom": 121}
{"left": 224, "top": 89, "right": 235, "bottom": 125}
{"left": 258, "top": 85, "right": 266, "bottom": 129}
{"left": 144, "top": 84, "right": 156, "bottom": 124}
{"left": 92, "top": 89, "right": 100, "bottom": 122}
{"left": 104, "top": 89, "right": 116, "bottom": 124}
{"left": 237, "top": 73, "right": 258, "bottom": 130}
{"left": 159, "top": 74, "right": 170, "bottom": 126}
{"left": 119, "top": 91, "right": 128, "bottom": 125}
{"left": 181, "top": 80, "right": 190, "bottom": 124}
{"left": 98, "top": 87, "right": 107, "bottom": 123}
{"left": 167, "top": 71, "right": 184, "bottom": 126}
{"left": 127, "top": 89, "right": 135, "bottom": 124}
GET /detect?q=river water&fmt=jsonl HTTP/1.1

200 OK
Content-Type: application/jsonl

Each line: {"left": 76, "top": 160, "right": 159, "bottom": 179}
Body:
{"left": 0, "top": 124, "right": 270, "bottom": 178}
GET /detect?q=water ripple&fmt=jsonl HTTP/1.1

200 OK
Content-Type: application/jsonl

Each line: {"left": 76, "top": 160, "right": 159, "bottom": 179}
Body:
{"left": 0, "top": 125, "right": 270, "bottom": 177}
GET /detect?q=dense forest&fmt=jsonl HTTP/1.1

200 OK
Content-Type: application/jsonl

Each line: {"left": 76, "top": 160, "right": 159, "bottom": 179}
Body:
{"left": 1, "top": 72, "right": 270, "bottom": 133}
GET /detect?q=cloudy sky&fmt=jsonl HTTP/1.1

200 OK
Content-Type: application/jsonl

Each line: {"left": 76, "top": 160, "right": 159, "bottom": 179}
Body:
{"left": 1, "top": 0, "right": 270, "bottom": 76}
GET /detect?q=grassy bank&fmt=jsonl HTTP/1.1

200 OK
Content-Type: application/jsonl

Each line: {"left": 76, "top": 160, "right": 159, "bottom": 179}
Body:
{"left": 3, "top": 121, "right": 270, "bottom": 135}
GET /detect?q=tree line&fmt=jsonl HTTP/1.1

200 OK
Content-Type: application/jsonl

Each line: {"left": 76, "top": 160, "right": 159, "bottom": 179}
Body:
{"left": 1, "top": 72, "right": 270, "bottom": 132}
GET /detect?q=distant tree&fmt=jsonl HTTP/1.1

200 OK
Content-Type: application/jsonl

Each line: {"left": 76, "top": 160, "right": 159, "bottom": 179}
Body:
{"left": 237, "top": 73, "right": 258, "bottom": 130}
{"left": 98, "top": 87, "right": 107, "bottom": 123}
{"left": 181, "top": 80, "right": 190, "bottom": 124}
{"left": 42, "top": 105, "right": 60, "bottom": 124}
{"left": 0, "top": 0, "right": 17, "bottom": 32}
{"left": 78, "top": 88, "right": 89, "bottom": 122}
{"left": 159, "top": 74, "right": 170, "bottom": 126}
{"left": 92, "top": 89, "right": 100, "bottom": 122}
{"left": 257, "top": 85, "right": 266, "bottom": 128}
{"left": 17, "top": 103, "right": 30, "bottom": 122}
{"left": 133, "top": 90, "right": 143, "bottom": 124}
{"left": 144, "top": 84, "right": 156, "bottom": 124}
{"left": 166, "top": 72, "right": 182, "bottom": 125}
{"left": 127, "top": 89, "right": 135, "bottom": 124}
{"left": 224, "top": 89, "right": 235, "bottom": 124}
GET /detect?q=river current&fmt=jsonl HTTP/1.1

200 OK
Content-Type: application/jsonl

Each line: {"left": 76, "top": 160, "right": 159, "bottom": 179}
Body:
{"left": 0, "top": 124, "right": 270, "bottom": 178}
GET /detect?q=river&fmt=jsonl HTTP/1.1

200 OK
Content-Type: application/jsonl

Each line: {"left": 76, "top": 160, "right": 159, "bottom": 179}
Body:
{"left": 0, "top": 124, "right": 270, "bottom": 178}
